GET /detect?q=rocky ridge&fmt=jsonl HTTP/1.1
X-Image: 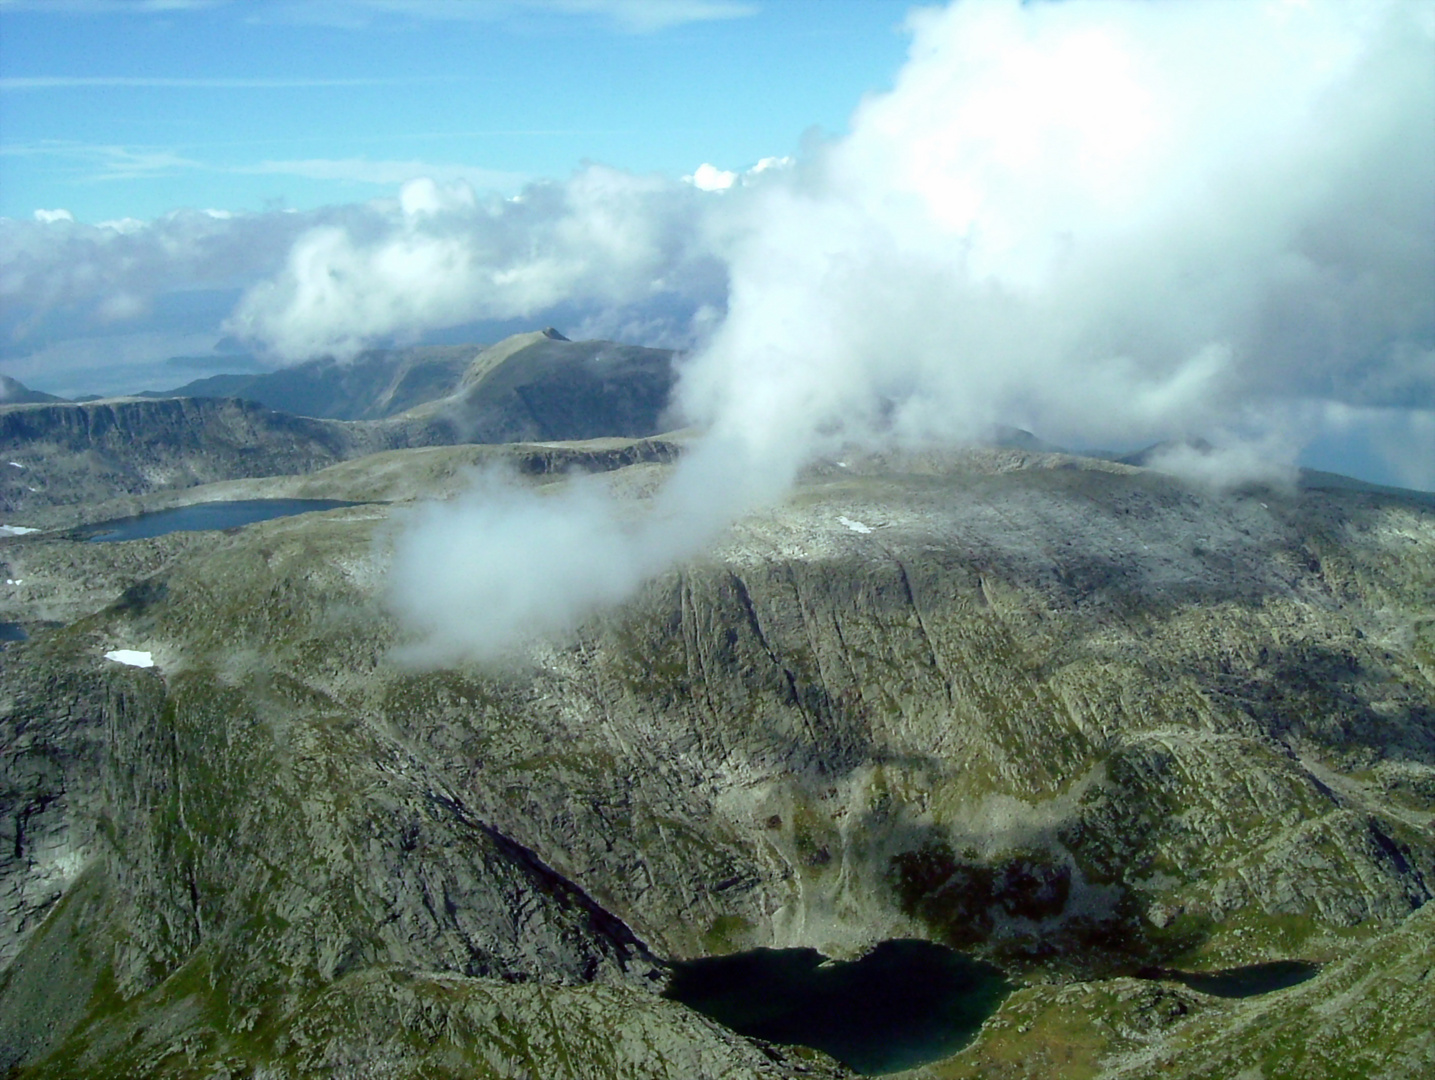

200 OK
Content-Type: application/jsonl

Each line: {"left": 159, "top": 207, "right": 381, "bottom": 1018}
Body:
{"left": 0, "top": 333, "right": 677, "bottom": 520}
{"left": 0, "top": 440, "right": 1431, "bottom": 1077}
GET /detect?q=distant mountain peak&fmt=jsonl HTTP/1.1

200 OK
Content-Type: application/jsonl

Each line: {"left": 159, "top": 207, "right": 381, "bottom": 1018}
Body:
{"left": 0, "top": 374, "right": 64, "bottom": 405}
{"left": 1117, "top": 436, "right": 1215, "bottom": 467}
{"left": 541, "top": 327, "right": 571, "bottom": 341}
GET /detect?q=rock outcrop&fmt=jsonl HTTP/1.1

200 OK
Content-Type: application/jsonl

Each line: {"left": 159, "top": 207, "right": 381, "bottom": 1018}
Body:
{"left": 0, "top": 334, "right": 679, "bottom": 520}
{"left": 0, "top": 396, "right": 369, "bottom": 518}
{"left": 1, "top": 445, "right": 1431, "bottom": 1077}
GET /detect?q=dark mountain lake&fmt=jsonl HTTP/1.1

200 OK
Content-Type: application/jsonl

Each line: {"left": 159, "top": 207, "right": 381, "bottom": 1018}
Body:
{"left": 0, "top": 622, "right": 27, "bottom": 642}
{"left": 1137, "top": 960, "right": 1321, "bottom": 998}
{"left": 79, "top": 499, "right": 358, "bottom": 543}
{"left": 662, "top": 939, "right": 1010, "bottom": 1075}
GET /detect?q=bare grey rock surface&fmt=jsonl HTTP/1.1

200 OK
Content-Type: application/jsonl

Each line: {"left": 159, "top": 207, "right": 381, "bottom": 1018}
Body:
{"left": 0, "top": 436, "right": 1431, "bottom": 1077}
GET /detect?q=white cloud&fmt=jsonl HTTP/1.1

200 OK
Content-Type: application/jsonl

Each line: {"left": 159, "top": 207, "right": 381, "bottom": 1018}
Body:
{"left": 228, "top": 165, "right": 726, "bottom": 360}
{"left": 397, "top": 177, "right": 475, "bottom": 217}
{"left": 385, "top": 0, "right": 1435, "bottom": 664}
{"left": 684, "top": 157, "right": 793, "bottom": 192}
{"left": 387, "top": 434, "right": 771, "bottom": 665}
{"left": 21, "top": 143, "right": 206, "bottom": 182}
{"left": 6, "top": 5, "right": 1432, "bottom": 666}
{"left": 1143, "top": 437, "right": 1299, "bottom": 493}
{"left": 686, "top": 163, "right": 737, "bottom": 192}
{"left": 0, "top": 207, "right": 317, "bottom": 359}
{"left": 747, "top": 156, "right": 791, "bottom": 176}
{"left": 675, "top": 0, "right": 1434, "bottom": 453}
{"left": 95, "top": 291, "right": 149, "bottom": 322}
{"left": 387, "top": 466, "right": 704, "bottom": 665}
{"left": 32, "top": 209, "right": 74, "bottom": 223}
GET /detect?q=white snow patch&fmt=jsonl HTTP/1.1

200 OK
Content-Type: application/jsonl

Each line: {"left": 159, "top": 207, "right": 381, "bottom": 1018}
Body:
{"left": 5, "top": 578, "right": 22, "bottom": 585}
{"left": 104, "top": 649, "right": 154, "bottom": 668}
{"left": 838, "top": 516, "right": 872, "bottom": 534}
{"left": 0, "top": 525, "right": 39, "bottom": 536}
{"left": 8, "top": 462, "right": 24, "bottom": 469}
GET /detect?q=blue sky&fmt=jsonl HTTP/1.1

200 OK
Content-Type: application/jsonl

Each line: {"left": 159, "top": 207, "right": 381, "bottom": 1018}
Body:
{"left": 1, "top": 0, "right": 913, "bottom": 222}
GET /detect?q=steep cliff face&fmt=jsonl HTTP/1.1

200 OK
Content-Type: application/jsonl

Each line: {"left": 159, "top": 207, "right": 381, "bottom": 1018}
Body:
{"left": 0, "top": 617, "right": 832, "bottom": 1078}
{"left": 0, "top": 333, "right": 679, "bottom": 522}
{"left": 0, "top": 447, "right": 1431, "bottom": 1077}
{"left": 0, "top": 397, "right": 365, "bottom": 517}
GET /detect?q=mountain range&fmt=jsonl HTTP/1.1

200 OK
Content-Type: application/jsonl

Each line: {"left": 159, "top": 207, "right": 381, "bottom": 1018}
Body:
{"left": 0, "top": 331, "right": 676, "bottom": 522}
{"left": 0, "top": 333, "right": 1430, "bottom": 1079}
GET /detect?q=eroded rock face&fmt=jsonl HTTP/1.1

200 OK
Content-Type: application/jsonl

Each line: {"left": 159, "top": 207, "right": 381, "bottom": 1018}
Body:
{"left": 0, "top": 396, "right": 365, "bottom": 516}
{"left": 0, "top": 447, "right": 1431, "bottom": 1077}
{"left": 0, "top": 333, "right": 679, "bottom": 521}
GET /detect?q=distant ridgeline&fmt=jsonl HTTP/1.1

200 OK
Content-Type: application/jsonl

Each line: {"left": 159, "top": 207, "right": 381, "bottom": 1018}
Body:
{"left": 0, "top": 375, "right": 63, "bottom": 406}
{"left": 0, "top": 330, "right": 678, "bottom": 516}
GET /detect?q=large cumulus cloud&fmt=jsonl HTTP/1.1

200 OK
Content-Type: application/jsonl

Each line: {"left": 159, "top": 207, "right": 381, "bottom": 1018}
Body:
{"left": 0, "top": 166, "right": 732, "bottom": 392}
{"left": 388, "top": 0, "right": 1435, "bottom": 663}
{"left": 226, "top": 168, "right": 729, "bottom": 360}
{"left": 679, "top": 0, "right": 1434, "bottom": 457}
{"left": 1, "top": 208, "right": 312, "bottom": 346}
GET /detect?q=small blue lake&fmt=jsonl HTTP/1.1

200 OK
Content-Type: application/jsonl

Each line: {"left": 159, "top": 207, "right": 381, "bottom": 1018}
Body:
{"left": 1138, "top": 960, "right": 1320, "bottom": 998}
{"left": 79, "top": 499, "right": 357, "bottom": 543}
{"left": 0, "top": 622, "right": 26, "bottom": 642}
{"left": 662, "top": 939, "right": 1010, "bottom": 1075}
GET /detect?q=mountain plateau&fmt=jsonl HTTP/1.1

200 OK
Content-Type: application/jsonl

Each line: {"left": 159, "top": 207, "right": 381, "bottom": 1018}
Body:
{"left": 0, "top": 338, "right": 1431, "bottom": 1079}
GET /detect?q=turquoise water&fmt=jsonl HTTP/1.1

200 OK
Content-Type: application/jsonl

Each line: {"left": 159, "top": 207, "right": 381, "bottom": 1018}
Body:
{"left": 663, "top": 939, "right": 1010, "bottom": 1075}
{"left": 80, "top": 499, "right": 356, "bottom": 542}
{"left": 1138, "top": 960, "right": 1321, "bottom": 998}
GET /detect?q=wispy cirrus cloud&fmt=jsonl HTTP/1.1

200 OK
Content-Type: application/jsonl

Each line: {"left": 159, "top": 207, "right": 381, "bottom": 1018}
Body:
{"left": 1, "top": 141, "right": 522, "bottom": 190}
{"left": 1, "top": 75, "right": 450, "bottom": 90}
{"left": 0, "top": 142, "right": 205, "bottom": 181}
{"left": 241, "top": 157, "right": 526, "bottom": 191}
{"left": 0, "top": 1, "right": 224, "bottom": 11}
{"left": 0, "top": 0, "right": 759, "bottom": 32}
{"left": 255, "top": 0, "right": 758, "bottom": 33}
